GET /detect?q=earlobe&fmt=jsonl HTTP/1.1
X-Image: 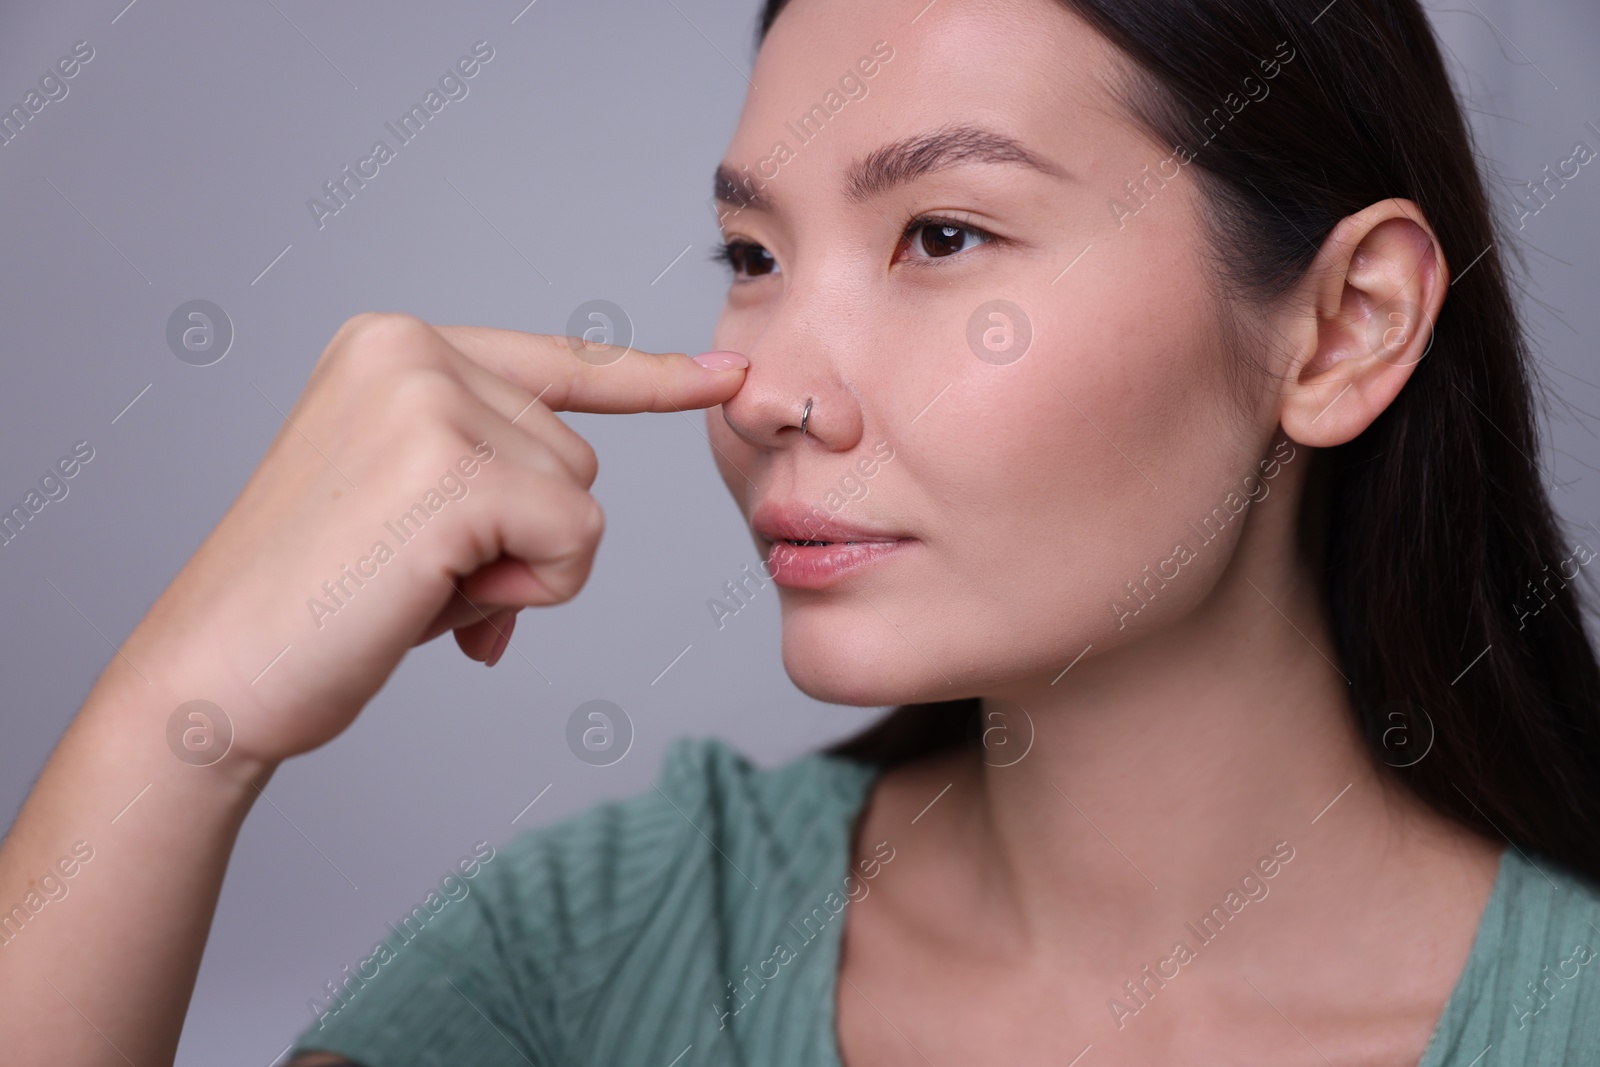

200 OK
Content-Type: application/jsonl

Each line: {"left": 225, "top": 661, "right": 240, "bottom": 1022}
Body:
{"left": 1279, "top": 200, "right": 1447, "bottom": 449}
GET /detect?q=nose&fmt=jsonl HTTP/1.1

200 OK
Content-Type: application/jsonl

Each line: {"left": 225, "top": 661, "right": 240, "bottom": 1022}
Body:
{"left": 716, "top": 289, "right": 866, "bottom": 454}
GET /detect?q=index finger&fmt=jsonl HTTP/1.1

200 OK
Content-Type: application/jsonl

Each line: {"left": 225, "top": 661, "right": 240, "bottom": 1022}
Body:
{"left": 432, "top": 323, "right": 747, "bottom": 414}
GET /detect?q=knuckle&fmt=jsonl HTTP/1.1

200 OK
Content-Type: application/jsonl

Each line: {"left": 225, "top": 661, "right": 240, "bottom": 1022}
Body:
{"left": 339, "top": 309, "right": 390, "bottom": 337}
{"left": 376, "top": 413, "right": 471, "bottom": 492}
{"left": 583, "top": 496, "right": 605, "bottom": 540}
{"left": 331, "top": 310, "right": 396, "bottom": 352}
{"left": 331, "top": 313, "right": 438, "bottom": 374}
{"left": 539, "top": 435, "right": 598, "bottom": 489}
{"left": 352, "top": 310, "right": 430, "bottom": 341}
{"left": 550, "top": 491, "right": 604, "bottom": 567}
{"left": 329, "top": 310, "right": 381, "bottom": 346}
{"left": 384, "top": 368, "right": 460, "bottom": 423}
{"left": 547, "top": 551, "right": 598, "bottom": 603}
{"left": 571, "top": 437, "right": 600, "bottom": 487}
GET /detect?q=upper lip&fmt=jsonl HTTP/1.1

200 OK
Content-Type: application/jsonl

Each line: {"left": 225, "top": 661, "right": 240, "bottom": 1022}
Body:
{"left": 750, "top": 501, "right": 909, "bottom": 544}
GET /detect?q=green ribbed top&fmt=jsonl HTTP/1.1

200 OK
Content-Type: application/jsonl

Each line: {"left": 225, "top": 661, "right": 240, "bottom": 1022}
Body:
{"left": 289, "top": 737, "right": 1600, "bottom": 1066}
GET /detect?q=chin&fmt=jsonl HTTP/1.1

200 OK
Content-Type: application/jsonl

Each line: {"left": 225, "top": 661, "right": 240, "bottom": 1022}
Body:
{"left": 777, "top": 609, "right": 967, "bottom": 707}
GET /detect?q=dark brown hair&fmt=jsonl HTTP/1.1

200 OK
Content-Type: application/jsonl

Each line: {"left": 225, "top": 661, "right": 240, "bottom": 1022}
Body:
{"left": 753, "top": 0, "right": 1600, "bottom": 879}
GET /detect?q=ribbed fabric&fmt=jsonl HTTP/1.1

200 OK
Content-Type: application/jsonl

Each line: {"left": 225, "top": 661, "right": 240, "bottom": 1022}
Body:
{"left": 1416, "top": 842, "right": 1600, "bottom": 1065}
{"left": 289, "top": 737, "right": 1600, "bottom": 1066}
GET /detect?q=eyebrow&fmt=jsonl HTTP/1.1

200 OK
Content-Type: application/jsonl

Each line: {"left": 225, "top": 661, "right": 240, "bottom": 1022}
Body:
{"left": 844, "top": 124, "right": 1071, "bottom": 201}
{"left": 712, "top": 123, "right": 1070, "bottom": 215}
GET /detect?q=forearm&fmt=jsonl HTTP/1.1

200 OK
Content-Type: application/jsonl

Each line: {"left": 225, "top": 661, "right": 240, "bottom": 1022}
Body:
{"left": 0, "top": 653, "right": 274, "bottom": 1065}
{"left": 0, "top": 314, "right": 702, "bottom": 1062}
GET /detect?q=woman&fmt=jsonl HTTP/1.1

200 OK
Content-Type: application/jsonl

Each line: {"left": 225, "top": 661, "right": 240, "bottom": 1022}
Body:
{"left": 3, "top": 0, "right": 1598, "bottom": 1062}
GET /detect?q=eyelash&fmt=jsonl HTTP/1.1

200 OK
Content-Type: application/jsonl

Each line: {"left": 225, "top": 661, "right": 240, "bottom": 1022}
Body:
{"left": 711, "top": 239, "right": 776, "bottom": 279}
{"left": 713, "top": 213, "right": 999, "bottom": 279}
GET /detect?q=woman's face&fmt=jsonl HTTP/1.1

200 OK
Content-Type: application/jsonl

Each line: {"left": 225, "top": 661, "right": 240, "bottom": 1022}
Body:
{"left": 706, "top": 0, "right": 1286, "bottom": 706}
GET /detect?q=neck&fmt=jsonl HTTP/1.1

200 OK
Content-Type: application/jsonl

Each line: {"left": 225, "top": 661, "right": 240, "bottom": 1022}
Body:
{"left": 947, "top": 518, "right": 1459, "bottom": 954}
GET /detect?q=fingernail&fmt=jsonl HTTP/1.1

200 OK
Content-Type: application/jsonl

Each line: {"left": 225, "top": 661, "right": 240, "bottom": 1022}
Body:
{"left": 486, "top": 613, "right": 516, "bottom": 667}
{"left": 692, "top": 350, "right": 749, "bottom": 371}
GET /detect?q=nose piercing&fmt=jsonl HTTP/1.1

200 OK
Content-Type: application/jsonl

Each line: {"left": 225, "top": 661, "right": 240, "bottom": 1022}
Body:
{"left": 800, "top": 397, "right": 813, "bottom": 437}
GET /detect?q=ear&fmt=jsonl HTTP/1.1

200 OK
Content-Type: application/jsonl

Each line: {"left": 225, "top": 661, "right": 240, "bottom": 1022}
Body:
{"left": 1277, "top": 198, "right": 1447, "bottom": 448}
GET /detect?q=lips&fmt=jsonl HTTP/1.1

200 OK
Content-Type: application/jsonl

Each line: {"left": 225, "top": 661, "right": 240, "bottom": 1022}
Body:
{"left": 748, "top": 500, "right": 915, "bottom": 590}
{"left": 749, "top": 501, "right": 908, "bottom": 547}
{"left": 767, "top": 539, "right": 911, "bottom": 589}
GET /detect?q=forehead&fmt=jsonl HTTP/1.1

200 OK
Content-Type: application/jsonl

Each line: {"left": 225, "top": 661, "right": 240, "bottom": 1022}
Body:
{"left": 724, "top": 0, "right": 1135, "bottom": 178}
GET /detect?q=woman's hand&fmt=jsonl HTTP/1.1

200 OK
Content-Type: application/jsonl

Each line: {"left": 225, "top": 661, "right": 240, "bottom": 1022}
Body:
{"left": 0, "top": 312, "right": 745, "bottom": 1066}
{"left": 127, "top": 312, "right": 747, "bottom": 767}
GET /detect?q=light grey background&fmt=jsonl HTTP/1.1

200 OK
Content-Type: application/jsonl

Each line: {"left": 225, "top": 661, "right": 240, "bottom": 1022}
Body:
{"left": 0, "top": 1, "right": 1595, "bottom": 1063}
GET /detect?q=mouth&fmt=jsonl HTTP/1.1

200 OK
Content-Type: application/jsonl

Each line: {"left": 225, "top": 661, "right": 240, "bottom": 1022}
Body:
{"left": 749, "top": 501, "right": 915, "bottom": 590}
{"left": 777, "top": 538, "right": 885, "bottom": 547}
{"left": 762, "top": 537, "right": 914, "bottom": 589}
{"left": 749, "top": 500, "right": 909, "bottom": 548}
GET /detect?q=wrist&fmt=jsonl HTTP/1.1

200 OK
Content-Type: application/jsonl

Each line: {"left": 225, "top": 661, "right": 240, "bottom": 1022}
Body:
{"left": 78, "top": 650, "right": 282, "bottom": 806}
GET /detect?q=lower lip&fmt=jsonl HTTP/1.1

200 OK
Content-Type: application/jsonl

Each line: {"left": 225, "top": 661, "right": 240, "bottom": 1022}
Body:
{"left": 765, "top": 538, "right": 915, "bottom": 589}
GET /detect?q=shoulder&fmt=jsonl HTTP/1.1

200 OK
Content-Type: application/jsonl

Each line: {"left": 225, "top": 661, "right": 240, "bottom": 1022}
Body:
{"left": 1423, "top": 847, "right": 1600, "bottom": 1066}
{"left": 483, "top": 736, "right": 879, "bottom": 948}
{"left": 553, "top": 733, "right": 878, "bottom": 852}
{"left": 289, "top": 736, "right": 880, "bottom": 1066}
{"left": 1490, "top": 847, "right": 1600, "bottom": 980}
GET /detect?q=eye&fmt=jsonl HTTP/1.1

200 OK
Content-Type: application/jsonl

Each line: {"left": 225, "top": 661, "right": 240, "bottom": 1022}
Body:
{"left": 713, "top": 239, "right": 779, "bottom": 279}
{"left": 899, "top": 216, "right": 995, "bottom": 261}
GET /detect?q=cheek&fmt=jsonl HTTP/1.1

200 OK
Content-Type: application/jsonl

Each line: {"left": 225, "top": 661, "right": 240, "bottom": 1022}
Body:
{"left": 704, "top": 406, "right": 749, "bottom": 500}
{"left": 898, "top": 245, "right": 1257, "bottom": 673}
